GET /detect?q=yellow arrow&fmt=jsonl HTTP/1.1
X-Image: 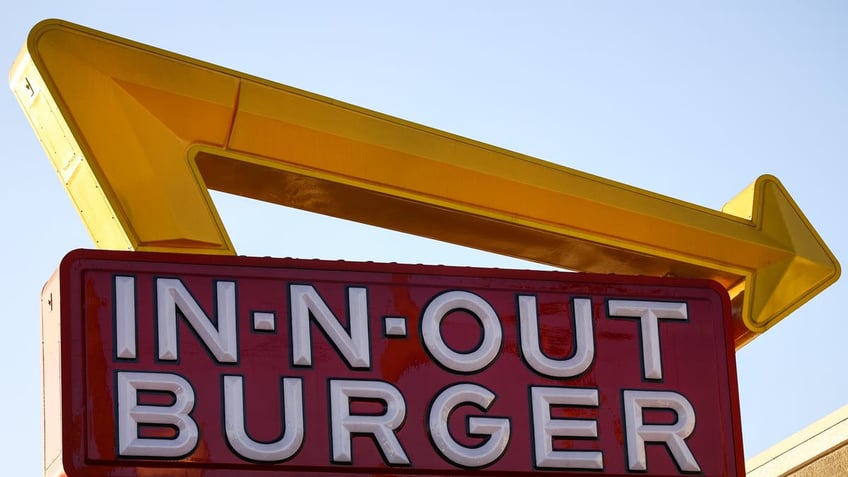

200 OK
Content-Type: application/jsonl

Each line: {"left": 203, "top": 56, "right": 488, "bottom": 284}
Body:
{"left": 10, "top": 20, "right": 839, "bottom": 347}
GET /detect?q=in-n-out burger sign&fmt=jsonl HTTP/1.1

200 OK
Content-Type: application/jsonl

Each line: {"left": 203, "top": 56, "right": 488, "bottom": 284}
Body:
{"left": 43, "top": 250, "right": 743, "bottom": 476}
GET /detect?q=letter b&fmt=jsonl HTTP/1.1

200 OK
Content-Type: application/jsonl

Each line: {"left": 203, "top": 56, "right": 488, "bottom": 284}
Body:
{"left": 116, "top": 371, "right": 198, "bottom": 458}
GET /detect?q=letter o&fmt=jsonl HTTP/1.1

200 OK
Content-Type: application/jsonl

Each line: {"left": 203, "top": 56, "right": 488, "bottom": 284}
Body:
{"left": 421, "top": 290, "right": 502, "bottom": 373}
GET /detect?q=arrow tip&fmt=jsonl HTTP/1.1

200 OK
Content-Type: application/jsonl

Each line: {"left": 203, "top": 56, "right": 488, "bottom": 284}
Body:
{"left": 727, "top": 175, "right": 840, "bottom": 336}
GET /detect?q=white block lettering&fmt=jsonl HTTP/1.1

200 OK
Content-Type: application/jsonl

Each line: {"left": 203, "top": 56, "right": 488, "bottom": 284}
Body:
{"left": 531, "top": 386, "right": 602, "bottom": 469}
{"left": 223, "top": 375, "right": 304, "bottom": 462}
{"left": 157, "top": 279, "right": 238, "bottom": 363}
{"left": 290, "top": 285, "right": 370, "bottom": 369}
{"left": 608, "top": 300, "right": 687, "bottom": 380}
{"left": 114, "top": 275, "right": 137, "bottom": 359}
{"left": 518, "top": 296, "right": 594, "bottom": 378}
{"left": 429, "top": 383, "right": 509, "bottom": 468}
{"left": 116, "top": 371, "right": 198, "bottom": 458}
{"left": 329, "top": 379, "right": 409, "bottom": 465}
{"left": 623, "top": 390, "right": 700, "bottom": 472}
{"left": 421, "top": 290, "right": 502, "bottom": 373}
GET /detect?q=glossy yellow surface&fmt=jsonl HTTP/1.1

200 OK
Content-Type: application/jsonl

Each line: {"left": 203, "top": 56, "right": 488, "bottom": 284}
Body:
{"left": 10, "top": 20, "right": 839, "bottom": 346}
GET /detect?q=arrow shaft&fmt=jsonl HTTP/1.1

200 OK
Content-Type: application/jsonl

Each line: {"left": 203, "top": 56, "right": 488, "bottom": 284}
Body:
{"left": 220, "top": 81, "right": 786, "bottom": 279}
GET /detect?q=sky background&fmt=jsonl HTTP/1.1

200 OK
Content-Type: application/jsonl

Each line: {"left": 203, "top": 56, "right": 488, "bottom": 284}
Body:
{"left": 1, "top": 1, "right": 846, "bottom": 474}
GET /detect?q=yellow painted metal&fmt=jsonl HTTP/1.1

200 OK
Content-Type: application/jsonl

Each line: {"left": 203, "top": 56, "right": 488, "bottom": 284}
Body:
{"left": 10, "top": 19, "right": 839, "bottom": 347}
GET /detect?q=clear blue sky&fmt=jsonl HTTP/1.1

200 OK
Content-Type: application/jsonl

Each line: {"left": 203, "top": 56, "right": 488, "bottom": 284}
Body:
{"left": 2, "top": 1, "right": 846, "bottom": 473}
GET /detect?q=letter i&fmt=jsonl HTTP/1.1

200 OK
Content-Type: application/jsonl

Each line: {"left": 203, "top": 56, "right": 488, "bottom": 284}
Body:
{"left": 115, "top": 275, "right": 137, "bottom": 360}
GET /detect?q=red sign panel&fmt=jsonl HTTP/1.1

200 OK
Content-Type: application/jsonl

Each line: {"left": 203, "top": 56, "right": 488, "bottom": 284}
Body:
{"left": 43, "top": 249, "right": 743, "bottom": 476}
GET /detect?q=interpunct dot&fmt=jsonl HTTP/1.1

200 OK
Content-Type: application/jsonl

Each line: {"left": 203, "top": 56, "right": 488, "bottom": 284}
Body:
{"left": 252, "top": 311, "right": 276, "bottom": 332}
{"left": 383, "top": 316, "right": 407, "bottom": 337}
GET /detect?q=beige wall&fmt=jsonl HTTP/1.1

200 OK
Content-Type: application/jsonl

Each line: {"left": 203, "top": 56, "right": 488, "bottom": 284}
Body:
{"left": 747, "top": 405, "right": 848, "bottom": 476}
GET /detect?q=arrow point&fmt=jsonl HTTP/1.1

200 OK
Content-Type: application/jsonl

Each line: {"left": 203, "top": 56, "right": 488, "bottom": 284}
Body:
{"left": 741, "top": 175, "right": 840, "bottom": 332}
